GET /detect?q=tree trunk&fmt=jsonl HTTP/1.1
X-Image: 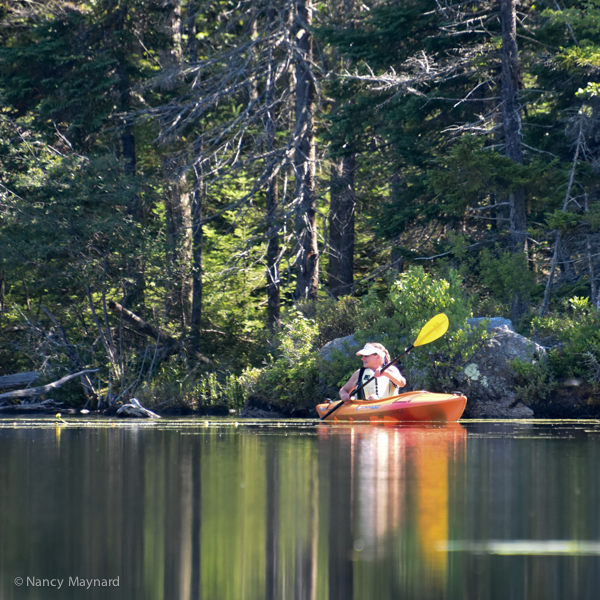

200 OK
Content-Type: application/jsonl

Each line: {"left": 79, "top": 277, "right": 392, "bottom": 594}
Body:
{"left": 164, "top": 158, "right": 193, "bottom": 327}
{"left": 501, "top": 0, "right": 528, "bottom": 321}
{"left": 113, "top": 1, "right": 136, "bottom": 175}
{"left": 159, "top": 0, "right": 193, "bottom": 327}
{"left": 186, "top": 0, "right": 198, "bottom": 63}
{"left": 266, "top": 171, "right": 281, "bottom": 327}
{"left": 186, "top": 1, "right": 203, "bottom": 347}
{"left": 327, "top": 0, "right": 356, "bottom": 299}
{"left": 0, "top": 270, "right": 4, "bottom": 314}
{"left": 328, "top": 154, "right": 355, "bottom": 297}
{"left": 111, "top": 1, "right": 145, "bottom": 312}
{"left": 585, "top": 195, "right": 600, "bottom": 309}
{"left": 190, "top": 158, "right": 203, "bottom": 347}
{"left": 501, "top": 0, "right": 526, "bottom": 250}
{"left": 539, "top": 122, "right": 584, "bottom": 317}
{"left": 265, "top": 14, "right": 281, "bottom": 328}
{"left": 293, "top": 0, "right": 319, "bottom": 301}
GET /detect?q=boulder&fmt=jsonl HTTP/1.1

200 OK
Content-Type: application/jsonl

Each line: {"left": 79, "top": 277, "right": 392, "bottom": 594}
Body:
{"left": 456, "top": 325, "right": 545, "bottom": 419}
{"left": 319, "top": 334, "right": 358, "bottom": 362}
{"left": 467, "top": 317, "right": 515, "bottom": 332}
{"left": 317, "top": 334, "right": 359, "bottom": 400}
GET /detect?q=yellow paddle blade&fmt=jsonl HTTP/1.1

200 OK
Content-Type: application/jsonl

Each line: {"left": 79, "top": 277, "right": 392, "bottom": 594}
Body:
{"left": 413, "top": 313, "right": 449, "bottom": 347}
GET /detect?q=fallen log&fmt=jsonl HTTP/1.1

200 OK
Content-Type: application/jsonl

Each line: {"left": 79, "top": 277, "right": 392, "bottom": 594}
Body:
{"left": 0, "top": 369, "right": 99, "bottom": 404}
{"left": 0, "top": 372, "right": 41, "bottom": 391}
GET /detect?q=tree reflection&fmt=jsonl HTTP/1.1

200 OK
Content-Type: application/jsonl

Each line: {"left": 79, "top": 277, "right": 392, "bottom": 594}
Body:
{"left": 0, "top": 422, "right": 466, "bottom": 600}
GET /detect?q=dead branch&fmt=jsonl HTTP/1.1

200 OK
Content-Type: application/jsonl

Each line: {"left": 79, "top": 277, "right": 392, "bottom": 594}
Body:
{"left": 107, "top": 301, "right": 211, "bottom": 364}
{"left": 0, "top": 369, "right": 99, "bottom": 404}
{"left": 107, "top": 300, "right": 177, "bottom": 344}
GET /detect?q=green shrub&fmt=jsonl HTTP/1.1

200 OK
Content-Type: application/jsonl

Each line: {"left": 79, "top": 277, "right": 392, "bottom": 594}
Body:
{"left": 252, "top": 310, "right": 320, "bottom": 407}
{"left": 137, "top": 367, "right": 261, "bottom": 411}
{"left": 512, "top": 357, "right": 557, "bottom": 405}
{"left": 450, "top": 243, "right": 539, "bottom": 319}
{"left": 385, "top": 266, "right": 488, "bottom": 390}
{"left": 530, "top": 297, "right": 600, "bottom": 390}
{"left": 298, "top": 296, "right": 365, "bottom": 347}
{"left": 251, "top": 266, "right": 487, "bottom": 406}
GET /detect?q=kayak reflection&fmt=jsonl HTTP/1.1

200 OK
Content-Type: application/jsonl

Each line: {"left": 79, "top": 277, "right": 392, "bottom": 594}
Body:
{"left": 318, "top": 422, "right": 466, "bottom": 597}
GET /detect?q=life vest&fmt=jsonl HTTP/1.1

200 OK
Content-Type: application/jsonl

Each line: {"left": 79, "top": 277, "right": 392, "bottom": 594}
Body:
{"left": 355, "top": 367, "right": 399, "bottom": 400}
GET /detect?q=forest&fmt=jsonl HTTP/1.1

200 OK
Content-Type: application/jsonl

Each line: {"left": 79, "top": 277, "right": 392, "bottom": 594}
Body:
{"left": 1, "top": 0, "right": 600, "bottom": 413}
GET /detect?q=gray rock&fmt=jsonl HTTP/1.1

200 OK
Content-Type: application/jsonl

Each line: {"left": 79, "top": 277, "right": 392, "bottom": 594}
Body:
{"left": 457, "top": 326, "right": 545, "bottom": 419}
{"left": 317, "top": 335, "right": 360, "bottom": 399}
{"left": 319, "top": 334, "right": 358, "bottom": 361}
{"left": 467, "top": 317, "right": 515, "bottom": 332}
{"left": 464, "top": 400, "right": 534, "bottom": 419}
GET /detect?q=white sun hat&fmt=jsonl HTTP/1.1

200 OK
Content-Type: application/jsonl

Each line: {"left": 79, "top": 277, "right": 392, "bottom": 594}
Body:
{"left": 356, "top": 344, "right": 386, "bottom": 358}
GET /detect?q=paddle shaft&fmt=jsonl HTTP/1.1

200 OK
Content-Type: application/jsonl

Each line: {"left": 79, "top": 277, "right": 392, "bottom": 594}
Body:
{"left": 319, "top": 344, "right": 414, "bottom": 421}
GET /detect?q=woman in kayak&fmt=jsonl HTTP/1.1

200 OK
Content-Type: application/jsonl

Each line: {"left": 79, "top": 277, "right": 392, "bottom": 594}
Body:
{"left": 338, "top": 343, "right": 406, "bottom": 402}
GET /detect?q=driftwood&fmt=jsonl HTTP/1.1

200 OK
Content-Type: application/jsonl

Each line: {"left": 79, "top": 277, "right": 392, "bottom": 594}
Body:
{"left": 116, "top": 398, "right": 161, "bottom": 419}
{"left": 0, "top": 372, "right": 40, "bottom": 390}
{"left": 107, "top": 300, "right": 211, "bottom": 364}
{"left": 0, "top": 369, "right": 99, "bottom": 404}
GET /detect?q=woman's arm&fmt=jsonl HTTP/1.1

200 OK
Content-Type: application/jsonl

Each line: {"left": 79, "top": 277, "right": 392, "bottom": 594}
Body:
{"left": 375, "top": 364, "right": 406, "bottom": 388}
{"left": 339, "top": 370, "right": 360, "bottom": 402}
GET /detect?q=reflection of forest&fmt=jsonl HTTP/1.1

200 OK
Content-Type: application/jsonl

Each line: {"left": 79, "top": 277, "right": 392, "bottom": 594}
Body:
{"left": 3, "top": 423, "right": 600, "bottom": 599}
{"left": 0, "top": 424, "right": 465, "bottom": 600}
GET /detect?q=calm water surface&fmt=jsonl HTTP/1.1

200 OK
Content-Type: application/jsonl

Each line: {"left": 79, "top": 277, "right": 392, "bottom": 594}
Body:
{"left": 1, "top": 418, "right": 599, "bottom": 600}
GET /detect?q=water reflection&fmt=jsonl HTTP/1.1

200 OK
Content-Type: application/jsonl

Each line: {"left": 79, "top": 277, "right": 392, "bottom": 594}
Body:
{"left": 318, "top": 423, "right": 466, "bottom": 599}
{"left": 0, "top": 420, "right": 599, "bottom": 599}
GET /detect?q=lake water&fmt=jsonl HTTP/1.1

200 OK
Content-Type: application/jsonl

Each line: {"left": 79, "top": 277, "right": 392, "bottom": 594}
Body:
{"left": 1, "top": 418, "right": 599, "bottom": 600}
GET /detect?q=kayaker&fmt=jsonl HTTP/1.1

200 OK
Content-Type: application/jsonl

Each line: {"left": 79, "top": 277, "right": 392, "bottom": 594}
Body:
{"left": 338, "top": 343, "right": 406, "bottom": 402}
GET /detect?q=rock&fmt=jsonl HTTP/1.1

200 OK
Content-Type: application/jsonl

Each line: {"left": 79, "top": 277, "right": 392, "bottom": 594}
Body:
{"left": 456, "top": 326, "right": 545, "bottom": 419}
{"left": 116, "top": 398, "right": 161, "bottom": 419}
{"left": 465, "top": 400, "right": 534, "bottom": 419}
{"left": 316, "top": 334, "right": 360, "bottom": 399}
{"left": 319, "top": 334, "right": 358, "bottom": 362}
{"left": 467, "top": 317, "right": 515, "bottom": 332}
{"left": 239, "top": 395, "right": 284, "bottom": 418}
{"left": 200, "top": 405, "right": 230, "bottom": 417}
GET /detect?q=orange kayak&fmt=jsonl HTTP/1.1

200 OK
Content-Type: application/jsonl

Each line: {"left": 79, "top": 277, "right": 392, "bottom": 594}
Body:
{"left": 316, "top": 391, "right": 467, "bottom": 424}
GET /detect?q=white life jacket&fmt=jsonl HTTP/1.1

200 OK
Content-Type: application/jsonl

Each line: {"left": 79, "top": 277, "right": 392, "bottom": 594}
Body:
{"left": 355, "top": 367, "right": 399, "bottom": 400}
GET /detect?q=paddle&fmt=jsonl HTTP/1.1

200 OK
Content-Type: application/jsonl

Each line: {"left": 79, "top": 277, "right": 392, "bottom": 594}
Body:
{"left": 319, "top": 313, "right": 450, "bottom": 421}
